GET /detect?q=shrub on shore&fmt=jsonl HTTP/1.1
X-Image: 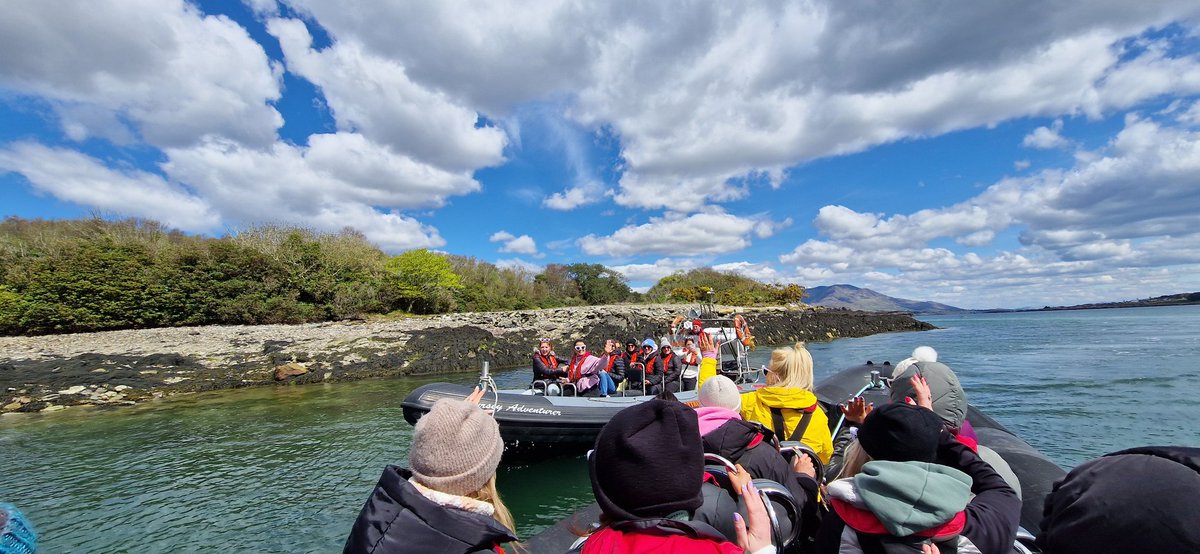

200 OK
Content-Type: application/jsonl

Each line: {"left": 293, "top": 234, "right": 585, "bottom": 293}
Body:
{"left": 0, "top": 217, "right": 803, "bottom": 335}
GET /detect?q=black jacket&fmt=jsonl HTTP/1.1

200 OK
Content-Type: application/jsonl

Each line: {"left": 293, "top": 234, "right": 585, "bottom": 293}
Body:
{"left": 646, "top": 352, "right": 682, "bottom": 390}
{"left": 532, "top": 352, "right": 568, "bottom": 381}
{"left": 815, "top": 432, "right": 1019, "bottom": 554}
{"left": 344, "top": 466, "right": 517, "bottom": 554}
{"left": 1037, "top": 445, "right": 1200, "bottom": 554}
{"left": 702, "top": 418, "right": 816, "bottom": 506}
{"left": 702, "top": 418, "right": 819, "bottom": 552}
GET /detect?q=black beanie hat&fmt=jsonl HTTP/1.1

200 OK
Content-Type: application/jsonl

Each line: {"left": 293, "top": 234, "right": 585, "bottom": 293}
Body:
{"left": 857, "top": 403, "right": 943, "bottom": 463}
{"left": 589, "top": 400, "right": 704, "bottom": 521}
{"left": 1038, "top": 446, "right": 1200, "bottom": 554}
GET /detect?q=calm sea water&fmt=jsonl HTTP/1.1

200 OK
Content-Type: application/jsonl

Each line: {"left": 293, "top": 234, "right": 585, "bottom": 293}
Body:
{"left": 2, "top": 306, "right": 1197, "bottom": 552}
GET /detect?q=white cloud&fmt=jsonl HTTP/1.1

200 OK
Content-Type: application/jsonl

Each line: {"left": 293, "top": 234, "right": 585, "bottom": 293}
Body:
{"left": 489, "top": 231, "right": 539, "bottom": 255}
{"left": 781, "top": 114, "right": 1200, "bottom": 307}
{"left": 1014, "top": 160, "right": 1032, "bottom": 170}
{"left": 609, "top": 258, "right": 704, "bottom": 283}
{"left": 543, "top": 180, "right": 606, "bottom": 210}
{"left": 0, "top": 0, "right": 282, "bottom": 148}
{"left": 0, "top": 142, "right": 219, "bottom": 231}
{"left": 272, "top": 1, "right": 1200, "bottom": 211}
{"left": 161, "top": 135, "right": 472, "bottom": 250}
{"left": 267, "top": 17, "right": 506, "bottom": 171}
{"left": 578, "top": 210, "right": 786, "bottom": 256}
{"left": 712, "top": 261, "right": 785, "bottom": 283}
{"left": 1022, "top": 119, "right": 1070, "bottom": 149}
{"left": 495, "top": 258, "right": 543, "bottom": 274}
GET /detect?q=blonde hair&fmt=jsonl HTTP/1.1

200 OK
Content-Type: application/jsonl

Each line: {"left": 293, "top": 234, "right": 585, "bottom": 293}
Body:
{"left": 767, "top": 342, "right": 814, "bottom": 390}
{"left": 466, "top": 474, "right": 516, "bottom": 535}
{"left": 837, "top": 439, "right": 871, "bottom": 480}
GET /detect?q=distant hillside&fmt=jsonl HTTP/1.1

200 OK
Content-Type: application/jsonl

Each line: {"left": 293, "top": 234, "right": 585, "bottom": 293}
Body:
{"left": 1038, "top": 291, "right": 1200, "bottom": 311}
{"left": 806, "top": 284, "right": 966, "bottom": 314}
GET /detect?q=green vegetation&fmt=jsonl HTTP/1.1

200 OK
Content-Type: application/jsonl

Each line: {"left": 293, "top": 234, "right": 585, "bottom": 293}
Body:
{"left": 0, "top": 217, "right": 804, "bottom": 335}
{"left": 646, "top": 268, "right": 805, "bottom": 306}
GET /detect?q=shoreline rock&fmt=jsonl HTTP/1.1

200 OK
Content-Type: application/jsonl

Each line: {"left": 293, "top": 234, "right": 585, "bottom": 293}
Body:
{"left": 0, "top": 305, "right": 935, "bottom": 413}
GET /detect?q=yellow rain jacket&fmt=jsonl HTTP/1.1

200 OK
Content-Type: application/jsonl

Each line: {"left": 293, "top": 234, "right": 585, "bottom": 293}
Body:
{"left": 741, "top": 387, "right": 834, "bottom": 464}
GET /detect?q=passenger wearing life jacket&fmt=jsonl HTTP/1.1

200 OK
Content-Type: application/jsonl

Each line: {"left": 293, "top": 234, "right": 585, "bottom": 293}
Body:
{"left": 695, "top": 375, "right": 820, "bottom": 547}
{"left": 345, "top": 392, "right": 518, "bottom": 553}
{"left": 814, "top": 403, "right": 1020, "bottom": 554}
{"left": 679, "top": 337, "right": 701, "bottom": 392}
{"left": 646, "top": 338, "right": 684, "bottom": 394}
{"left": 570, "top": 340, "right": 618, "bottom": 397}
{"left": 1037, "top": 445, "right": 1200, "bottom": 554}
{"left": 740, "top": 343, "right": 834, "bottom": 464}
{"left": 577, "top": 399, "right": 777, "bottom": 554}
{"left": 532, "top": 338, "right": 569, "bottom": 382}
{"left": 600, "top": 338, "right": 627, "bottom": 386}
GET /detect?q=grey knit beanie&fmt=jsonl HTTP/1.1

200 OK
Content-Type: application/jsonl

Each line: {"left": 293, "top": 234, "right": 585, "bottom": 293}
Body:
{"left": 699, "top": 375, "right": 741, "bottom": 411}
{"left": 410, "top": 398, "right": 504, "bottom": 496}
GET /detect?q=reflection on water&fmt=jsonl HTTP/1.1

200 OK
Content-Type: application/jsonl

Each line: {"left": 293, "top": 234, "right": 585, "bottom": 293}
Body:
{"left": 2, "top": 305, "right": 1198, "bottom": 551}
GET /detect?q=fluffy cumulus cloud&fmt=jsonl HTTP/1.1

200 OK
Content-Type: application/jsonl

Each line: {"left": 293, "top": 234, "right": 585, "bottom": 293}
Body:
{"left": 1023, "top": 120, "right": 1071, "bottom": 149}
{"left": 779, "top": 115, "right": 1200, "bottom": 307}
{"left": 269, "top": 0, "right": 1200, "bottom": 212}
{"left": 267, "top": 18, "right": 506, "bottom": 171}
{"left": 490, "top": 231, "right": 540, "bottom": 255}
{"left": 0, "top": 142, "right": 219, "bottom": 231}
{"left": 609, "top": 258, "right": 705, "bottom": 283}
{"left": 161, "top": 135, "right": 464, "bottom": 250}
{"left": 578, "top": 210, "right": 788, "bottom": 257}
{"left": 0, "top": 0, "right": 282, "bottom": 147}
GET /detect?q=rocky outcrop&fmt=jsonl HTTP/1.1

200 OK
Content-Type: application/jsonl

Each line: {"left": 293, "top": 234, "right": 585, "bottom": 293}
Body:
{"left": 0, "top": 305, "right": 934, "bottom": 413}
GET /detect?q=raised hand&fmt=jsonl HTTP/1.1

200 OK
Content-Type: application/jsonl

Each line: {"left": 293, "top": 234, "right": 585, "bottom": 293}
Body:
{"left": 733, "top": 480, "right": 773, "bottom": 553}
{"left": 908, "top": 373, "right": 933, "bottom": 410}
{"left": 839, "top": 395, "right": 874, "bottom": 424}
{"left": 698, "top": 331, "right": 718, "bottom": 358}
{"left": 466, "top": 386, "right": 485, "bottom": 405}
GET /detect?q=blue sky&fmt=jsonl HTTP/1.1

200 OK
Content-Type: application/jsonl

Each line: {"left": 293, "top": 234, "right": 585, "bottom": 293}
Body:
{"left": 3, "top": 1, "right": 1200, "bottom": 309}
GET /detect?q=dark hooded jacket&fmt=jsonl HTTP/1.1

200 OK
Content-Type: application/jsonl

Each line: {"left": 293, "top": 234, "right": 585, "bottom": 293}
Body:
{"left": 701, "top": 417, "right": 817, "bottom": 505}
{"left": 343, "top": 465, "right": 517, "bottom": 554}
{"left": 1037, "top": 446, "right": 1200, "bottom": 554}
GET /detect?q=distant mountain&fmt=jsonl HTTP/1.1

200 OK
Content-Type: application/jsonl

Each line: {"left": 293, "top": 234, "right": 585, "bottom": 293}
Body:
{"left": 806, "top": 284, "right": 966, "bottom": 315}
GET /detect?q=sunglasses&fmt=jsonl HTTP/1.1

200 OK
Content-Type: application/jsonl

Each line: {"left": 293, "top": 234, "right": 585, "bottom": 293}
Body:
{"left": 575, "top": 346, "right": 586, "bottom": 351}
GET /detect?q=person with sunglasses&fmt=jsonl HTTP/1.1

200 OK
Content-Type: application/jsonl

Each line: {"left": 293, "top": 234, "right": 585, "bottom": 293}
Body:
{"left": 567, "top": 340, "right": 619, "bottom": 397}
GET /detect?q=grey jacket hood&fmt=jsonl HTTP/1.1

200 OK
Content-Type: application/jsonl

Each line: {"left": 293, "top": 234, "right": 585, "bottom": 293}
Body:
{"left": 890, "top": 361, "right": 967, "bottom": 429}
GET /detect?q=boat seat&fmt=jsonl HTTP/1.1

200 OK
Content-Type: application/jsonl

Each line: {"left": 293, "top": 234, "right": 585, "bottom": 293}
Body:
{"left": 530, "top": 380, "right": 577, "bottom": 396}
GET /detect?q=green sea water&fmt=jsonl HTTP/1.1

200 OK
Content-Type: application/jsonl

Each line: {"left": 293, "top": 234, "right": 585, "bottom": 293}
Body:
{"left": 2, "top": 305, "right": 1198, "bottom": 552}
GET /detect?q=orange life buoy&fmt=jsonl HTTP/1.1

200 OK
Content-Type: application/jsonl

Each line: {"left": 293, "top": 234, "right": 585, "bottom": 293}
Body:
{"left": 733, "top": 314, "right": 754, "bottom": 348}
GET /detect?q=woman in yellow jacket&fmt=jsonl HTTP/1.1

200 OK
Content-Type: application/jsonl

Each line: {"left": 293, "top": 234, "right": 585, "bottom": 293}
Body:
{"left": 740, "top": 342, "right": 834, "bottom": 464}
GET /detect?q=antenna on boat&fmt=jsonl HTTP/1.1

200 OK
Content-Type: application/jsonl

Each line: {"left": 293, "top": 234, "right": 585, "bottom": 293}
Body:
{"left": 478, "top": 360, "right": 498, "bottom": 403}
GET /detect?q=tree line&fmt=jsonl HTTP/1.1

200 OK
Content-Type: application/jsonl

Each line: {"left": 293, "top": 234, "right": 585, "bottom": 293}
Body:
{"left": 0, "top": 217, "right": 805, "bottom": 335}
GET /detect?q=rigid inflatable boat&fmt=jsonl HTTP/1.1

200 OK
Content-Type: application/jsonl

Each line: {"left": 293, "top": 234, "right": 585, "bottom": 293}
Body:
{"left": 522, "top": 362, "right": 1066, "bottom": 552}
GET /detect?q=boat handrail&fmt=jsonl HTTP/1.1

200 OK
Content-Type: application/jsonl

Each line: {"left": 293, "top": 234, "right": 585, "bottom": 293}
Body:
{"left": 829, "top": 369, "right": 887, "bottom": 440}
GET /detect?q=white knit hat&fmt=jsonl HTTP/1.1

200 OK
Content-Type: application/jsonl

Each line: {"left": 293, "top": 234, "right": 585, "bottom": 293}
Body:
{"left": 410, "top": 398, "right": 504, "bottom": 496}
{"left": 699, "top": 375, "right": 741, "bottom": 411}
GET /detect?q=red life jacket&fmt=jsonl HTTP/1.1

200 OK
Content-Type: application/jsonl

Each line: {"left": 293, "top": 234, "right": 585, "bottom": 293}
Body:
{"left": 831, "top": 497, "right": 966, "bottom": 539}
{"left": 536, "top": 353, "right": 559, "bottom": 369}
{"left": 682, "top": 349, "right": 699, "bottom": 366}
{"left": 581, "top": 526, "right": 742, "bottom": 554}
{"left": 604, "top": 355, "right": 617, "bottom": 373}
{"left": 568, "top": 353, "right": 590, "bottom": 381}
{"left": 647, "top": 351, "right": 674, "bottom": 375}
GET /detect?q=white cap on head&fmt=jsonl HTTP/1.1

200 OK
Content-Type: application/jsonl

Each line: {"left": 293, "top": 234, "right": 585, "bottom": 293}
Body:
{"left": 699, "top": 375, "right": 742, "bottom": 411}
{"left": 912, "top": 346, "right": 938, "bottom": 362}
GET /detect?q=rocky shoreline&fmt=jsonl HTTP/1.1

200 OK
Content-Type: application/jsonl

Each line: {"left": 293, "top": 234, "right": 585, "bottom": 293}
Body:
{"left": 0, "top": 305, "right": 934, "bottom": 414}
